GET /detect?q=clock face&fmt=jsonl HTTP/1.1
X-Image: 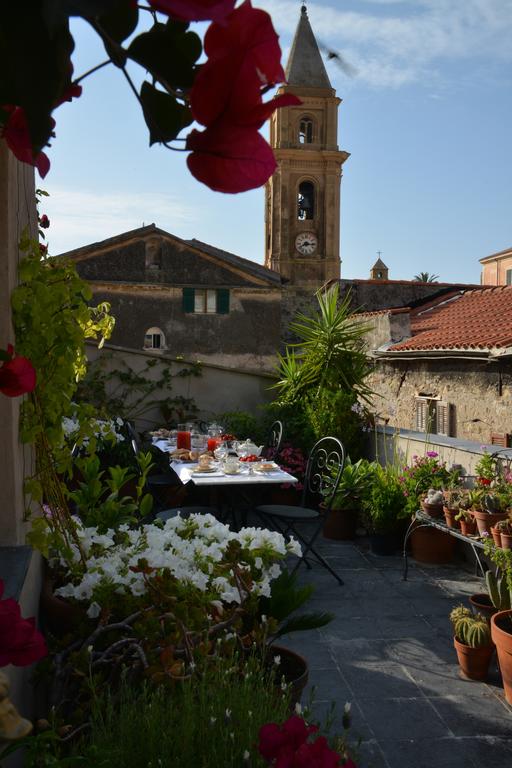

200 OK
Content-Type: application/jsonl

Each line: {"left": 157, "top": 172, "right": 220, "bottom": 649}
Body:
{"left": 295, "top": 231, "right": 318, "bottom": 255}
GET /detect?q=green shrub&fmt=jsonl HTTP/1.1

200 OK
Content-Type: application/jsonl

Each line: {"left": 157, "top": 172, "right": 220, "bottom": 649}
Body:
{"left": 362, "top": 463, "right": 408, "bottom": 534}
{"left": 215, "top": 410, "right": 266, "bottom": 443}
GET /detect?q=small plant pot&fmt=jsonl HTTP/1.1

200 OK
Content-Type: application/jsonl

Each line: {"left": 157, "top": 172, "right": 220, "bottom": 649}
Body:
{"left": 269, "top": 645, "right": 309, "bottom": 710}
{"left": 421, "top": 501, "right": 444, "bottom": 518}
{"left": 460, "top": 517, "right": 477, "bottom": 536}
{"left": 453, "top": 637, "right": 494, "bottom": 681}
{"left": 471, "top": 509, "right": 508, "bottom": 536}
{"left": 469, "top": 593, "right": 498, "bottom": 622}
{"left": 490, "top": 525, "right": 502, "bottom": 548}
{"left": 443, "top": 507, "right": 461, "bottom": 529}
{"left": 491, "top": 610, "right": 512, "bottom": 704}
{"left": 322, "top": 507, "right": 358, "bottom": 540}
{"left": 500, "top": 531, "right": 512, "bottom": 550}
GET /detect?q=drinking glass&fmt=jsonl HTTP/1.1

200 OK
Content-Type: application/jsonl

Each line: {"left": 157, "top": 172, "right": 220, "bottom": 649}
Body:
{"left": 177, "top": 424, "right": 191, "bottom": 450}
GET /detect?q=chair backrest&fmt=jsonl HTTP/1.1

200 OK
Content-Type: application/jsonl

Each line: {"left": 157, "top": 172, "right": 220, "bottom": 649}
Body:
{"left": 125, "top": 421, "right": 139, "bottom": 456}
{"left": 301, "top": 436, "right": 345, "bottom": 510}
{"left": 264, "top": 420, "right": 283, "bottom": 459}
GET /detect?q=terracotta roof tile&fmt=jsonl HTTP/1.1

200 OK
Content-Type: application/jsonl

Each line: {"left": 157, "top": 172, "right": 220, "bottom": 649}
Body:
{"left": 389, "top": 286, "right": 512, "bottom": 352}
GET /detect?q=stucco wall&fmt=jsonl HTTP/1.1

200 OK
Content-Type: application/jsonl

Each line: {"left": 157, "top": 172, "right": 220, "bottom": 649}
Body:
{"left": 86, "top": 342, "right": 277, "bottom": 431}
{"left": 367, "top": 358, "right": 512, "bottom": 445}
{"left": 481, "top": 253, "right": 512, "bottom": 286}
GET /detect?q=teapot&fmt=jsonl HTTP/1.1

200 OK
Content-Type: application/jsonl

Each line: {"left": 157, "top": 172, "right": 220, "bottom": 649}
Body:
{"left": 234, "top": 439, "right": 263, "bottom": 458}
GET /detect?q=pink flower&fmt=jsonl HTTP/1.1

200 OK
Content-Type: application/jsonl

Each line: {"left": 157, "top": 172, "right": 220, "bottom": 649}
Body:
{"left": 0, "top": 344, "right": 36, "bottom": 398}
{"left": 0, "top": 580, "right": 47, "bottom": 667}
{"left": 1, "top": 105, "right": 51, "bottom": 178}
{"left": 149, "top": 0, "right": 236, "bottom": 22}
{"left": 39, "top": 214, "right": 50, "bottom": 229}
{"left": 426, "top": 451, "right": 438, "bottom": 458}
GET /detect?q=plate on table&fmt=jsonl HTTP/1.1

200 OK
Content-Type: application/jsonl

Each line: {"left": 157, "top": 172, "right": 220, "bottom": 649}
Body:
{"left": 254, "top": 462, "right": 279, "bottom": 473}
{"left": 191, "top": 466, "right": 218, "bottom": 475}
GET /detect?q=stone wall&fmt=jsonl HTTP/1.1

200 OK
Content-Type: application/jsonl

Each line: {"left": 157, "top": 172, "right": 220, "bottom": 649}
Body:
{"left": 367, "top": 358, "right": 512, "bottom": 445}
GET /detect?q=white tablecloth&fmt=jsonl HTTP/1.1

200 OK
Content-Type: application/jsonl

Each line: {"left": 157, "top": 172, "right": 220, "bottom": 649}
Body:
{"left": 170, "top": 461, "right": 298, "bottom": 487}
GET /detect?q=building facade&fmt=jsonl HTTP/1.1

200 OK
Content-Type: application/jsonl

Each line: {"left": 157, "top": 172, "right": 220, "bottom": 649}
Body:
{"left": 480, "top": 246, "right": 512, "bottom": 286}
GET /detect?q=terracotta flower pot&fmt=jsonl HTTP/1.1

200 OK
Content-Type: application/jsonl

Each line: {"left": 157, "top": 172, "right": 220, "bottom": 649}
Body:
{"left": 322, "top": 507, "right": 358, "bottom": 540}
{"left": 471, "top": 509, "right": 508, "bottom": 536}
{"left": 421, "top": 501, "right": 444, "bottom": 518}
{"left": 453, "top": 636, "right": 494, "bottom": 681}
{"left": 490, "top": 525, "right": 502, "bottom": 548}
{"left": 460, "top": 517, "right": 477, "bottom": 536}
{"left": 269, "top": 645, "right": 309, "bottom": 710}
{"left": 491, "top": 610, "right": 512, "bottom": 704}
{"left": 500, "top": 531, "right": 512, "bottom": 551}
{"left": 443, "top": 507, "right": 460, "bottom": 529}
{"left": 410, "top": 524, "right": 455, "bottom": 564}
{"left": 469, "top": 593, "right": 498, "bottom": 622}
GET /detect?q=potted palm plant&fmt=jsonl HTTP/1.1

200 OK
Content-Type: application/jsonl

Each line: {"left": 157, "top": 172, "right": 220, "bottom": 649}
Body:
{"left": 322, "top": 458, "right": 375, "bottom": 540}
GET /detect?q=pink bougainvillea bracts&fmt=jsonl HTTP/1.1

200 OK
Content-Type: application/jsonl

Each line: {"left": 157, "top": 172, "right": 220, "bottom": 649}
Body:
{"left": 39, "top": 214, "right": 50, "bottom": 229}
{"left": 0, "top": 344, "right": 36, "bottom": 398}
{"left": 149, "top": 0, "right": 236, "bottom": 21}
{"left": 258, "top": 715, "right": 354, "bottom": 768}
{"left": 187, "top": 0, "right": 301, "bottom": 192}
{"left": 1, "top": 106, "right": 51, "bottom": 178}
{"left": 0, "top": 580, "right": 47, "bottom": 667}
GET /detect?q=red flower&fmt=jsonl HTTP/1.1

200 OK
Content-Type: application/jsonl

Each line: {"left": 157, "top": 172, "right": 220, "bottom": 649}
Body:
{"left": 55, "top": 83, "right": 83, "bottom": 108}
{"left": 149, "top": 0, "right": 236, "bottom": 22}
{"left": 477, "top": 477, "right": 492, "bottom": 486}
{"left": 191, "top": 0, "right": 287, "bottom": 127}
{"left": 39, "top": 214, "right": 50, "bottom": 229}
{"left": 0, "top": 344, "right": 36, "bottom": 398}
{"left": 1, "top": 106, "right": 51, "bottom": 179}
{"left": 293, "top": 736, "right": 341, "bottom": 768}
{"left": 259, "top": 716, "right": 318, "bottom": 765}
{"left": 0, "top": 580, "right": 47, "bottom": 667}
{"left": 187, "top": 122, "right": 277, "bottom": 193}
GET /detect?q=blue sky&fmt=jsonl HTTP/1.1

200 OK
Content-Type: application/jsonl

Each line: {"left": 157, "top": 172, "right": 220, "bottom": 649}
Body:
{"left": 42, "top": 0, "right": 512, "bottom": 284}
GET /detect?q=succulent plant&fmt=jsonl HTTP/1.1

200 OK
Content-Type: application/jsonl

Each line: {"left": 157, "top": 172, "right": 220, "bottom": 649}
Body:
{"left": 425, "top": 488, "right": 443, "bottom": 505}
{"left": 485, "top": 569, "right": 512, "bottom": 610}
{"left": 483, "top": 492, "right": 507, "bottom": 514}
{"left": 450, "top": 606, "right": 491, "bottom": 647}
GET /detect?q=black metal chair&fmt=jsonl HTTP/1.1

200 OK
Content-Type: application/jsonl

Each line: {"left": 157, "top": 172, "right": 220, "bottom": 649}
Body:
{"left": 255, "top": 436, "right": 345, "bottom": 585}
{"left": 264, "top": 420, "right": 283, "bottom": 459}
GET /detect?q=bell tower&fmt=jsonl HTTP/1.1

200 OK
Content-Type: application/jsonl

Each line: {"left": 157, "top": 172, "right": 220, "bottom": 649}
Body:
{"left": 265, "top": 4, "right": 349, "bottom": 288}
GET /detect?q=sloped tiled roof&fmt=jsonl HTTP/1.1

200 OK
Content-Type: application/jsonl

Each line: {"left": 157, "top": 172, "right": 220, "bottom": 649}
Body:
{"left": 390, "top": 286, "right": 512, "bottom": 352}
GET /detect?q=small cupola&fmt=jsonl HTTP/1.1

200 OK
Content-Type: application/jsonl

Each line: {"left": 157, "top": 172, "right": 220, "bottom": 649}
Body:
{"left": 370, "top": 257, "right": 388, "bottom": 281}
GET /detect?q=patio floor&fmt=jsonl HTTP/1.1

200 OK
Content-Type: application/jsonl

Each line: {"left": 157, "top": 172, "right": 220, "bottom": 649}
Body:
{"left": 278, "top": 529, "right": 512, "bottom": 768}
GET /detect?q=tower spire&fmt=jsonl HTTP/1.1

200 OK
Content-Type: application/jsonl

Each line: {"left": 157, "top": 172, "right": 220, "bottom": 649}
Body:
{"left": 286, "top": 3, "right": 332, "bottom": 89}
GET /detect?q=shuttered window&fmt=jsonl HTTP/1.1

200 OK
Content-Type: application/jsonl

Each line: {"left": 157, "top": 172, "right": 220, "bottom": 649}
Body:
{"left": 182, "top": 288, "right": 230, "bottom": 314}
{"left": 436, "top": 401, "right": 453, "bottom": 437}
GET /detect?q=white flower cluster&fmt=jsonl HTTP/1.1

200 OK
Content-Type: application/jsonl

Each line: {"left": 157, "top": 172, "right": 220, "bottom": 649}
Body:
{"left": 62, "top": 414, "right": 126, "bottom": 445}
{"left": 55, "top": 514, "right": 301, "bottom": 612}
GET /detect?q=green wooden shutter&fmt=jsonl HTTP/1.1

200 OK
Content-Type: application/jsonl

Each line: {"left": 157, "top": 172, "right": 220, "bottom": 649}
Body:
{"left": 182, "top": 287, "right": 195, "bottom": 313}
{"left": 216, "top": 288, "right": 230, "bottom": 314}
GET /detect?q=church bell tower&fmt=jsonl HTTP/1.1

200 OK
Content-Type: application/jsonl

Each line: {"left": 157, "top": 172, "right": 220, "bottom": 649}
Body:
{"left": 265, "top": 4, "right": 349, "bottom": 288}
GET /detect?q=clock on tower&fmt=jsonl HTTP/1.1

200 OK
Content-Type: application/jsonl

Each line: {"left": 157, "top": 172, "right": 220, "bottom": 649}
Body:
{"left": 264, "top": 5, "right": 349, "bottom": 288}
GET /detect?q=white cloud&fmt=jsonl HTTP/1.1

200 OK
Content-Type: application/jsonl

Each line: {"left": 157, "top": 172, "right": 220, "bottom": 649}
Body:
{"left": 259, "top": 0, "right": 512, "bottom": 88}
{"left": 41, "top": 188, "right": 196, "bottom": 254}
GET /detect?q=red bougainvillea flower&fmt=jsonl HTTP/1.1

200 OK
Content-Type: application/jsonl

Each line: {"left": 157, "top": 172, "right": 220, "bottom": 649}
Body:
{"left": 149, "top": 0, "right": 236, "bottom": 22}
{"left": 191, "top": 0, "right": 287, "bottom": 127}
{"left": 1, "top": 106, "right": 50, "bottom": 178}
{"left": 39, "top": 214, "right": 50, "bottom": 229}
{"left": 187, "top": 123, "right": 277, "bottom": 193}
{"left": 259, "top": 716, "right": 319, "bottom": 764}
{"left": 0, "top": 344, "right": 36, "bottom": 397}
{"left": 0, "top": 580, "right": 47, "bottom": 667}
{"left": 293, "top": 736, "right": 342, "bottom": 768}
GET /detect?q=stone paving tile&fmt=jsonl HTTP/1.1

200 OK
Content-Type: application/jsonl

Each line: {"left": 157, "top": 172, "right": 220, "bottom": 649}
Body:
{"left": 284, "top": 535, "right": 512, "bottom": 766}
{"left": 357, "top": 698, "right": 451, "bottom": 740}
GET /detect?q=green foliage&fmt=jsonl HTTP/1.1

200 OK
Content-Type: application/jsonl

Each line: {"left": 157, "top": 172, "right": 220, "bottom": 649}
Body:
{"left": 362, "top": 463, "right": 408, "bottom": 534}
{"left": 258, "top": 570, "right": 333, "bottom": 642}
{"left": 413, "top": 272, "right": 439, "bottom": 282}
{"left": 475, "top": 452, "right": 499, "bottom": 483}
{"left": 328, "top": 458, "right": 375, "bottom": 511}
{"left": 12, "top": 232, "right": 114, "bottom": 452}
{"left": 69, "top": 452, "right": 154, "bottom": 532}
{"left": 398, "top": 453, "right": 452, "bottom": 515}
{"left": 215, "top": 410, "right": 265, "bottom": 443}
{"left": 273, "top": 284, "right": 372, "bottom": 404}
{"left": 485, "top": 570, "right": 512, "bottom": 610}
{"left": 262, "top": 401, "right": 315, "bottom": 454}
{"left": 76, "top": 353, "right": 200, "bottom": 427}
{"left": 303, "top": 389, "right": 366, "bottom": 458}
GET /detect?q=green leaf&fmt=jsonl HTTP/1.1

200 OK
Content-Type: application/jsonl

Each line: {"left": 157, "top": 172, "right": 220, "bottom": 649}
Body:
{"left": 96, "top": 0, "right": 138, "bottom": 43}
{"left": 128, "top": 21, "right": 201, "bottom": 90}
{"left": 272, "top": 612, "right": 334, "bottom": 640}
{"left": 140, "top": 82, "right": 192, "bottom": 145}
